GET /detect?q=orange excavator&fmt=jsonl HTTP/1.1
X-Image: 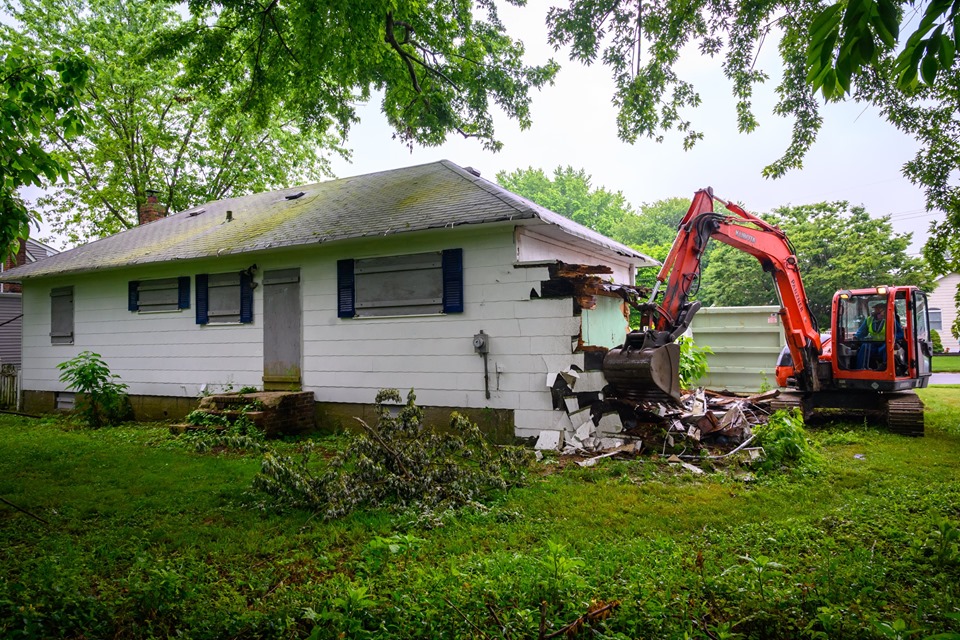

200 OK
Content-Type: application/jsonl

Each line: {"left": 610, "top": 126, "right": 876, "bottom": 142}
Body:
{"left": 603, "top": 188, "right": 933, "bottom": 435}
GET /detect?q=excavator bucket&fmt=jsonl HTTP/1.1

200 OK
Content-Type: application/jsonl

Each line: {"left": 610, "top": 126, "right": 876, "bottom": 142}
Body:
{"left": 603, "top": 335, "right": 682, "bottom": 403}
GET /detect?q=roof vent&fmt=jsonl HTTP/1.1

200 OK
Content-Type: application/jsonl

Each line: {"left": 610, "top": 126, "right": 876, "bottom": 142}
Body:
{"left": 464, "top": 166, "right": 481, "bottom": 177}
{"left": 187, "top": 208, "right": 206, "bottom": 217}
{"left": 285, "top": 191, "right": 305, "bottom": 200}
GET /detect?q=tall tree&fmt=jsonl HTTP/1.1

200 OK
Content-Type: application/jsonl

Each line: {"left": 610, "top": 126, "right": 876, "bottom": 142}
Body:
{"left": 630, "top": 197, "right": 690, "bottom": 290}
{"left": 697, "top": 202, "right": 933, "bottom": 325}
{"left": 2, "top": 0, "right": 342, "bottom": 243}
{"left": 162, "top": 0, "right": 559, "bottom": 153}
{"left": 0, "top": 46, "right": 88, "bottom": 256}
{"left": 545, "top": 0, "right": 960, "bottom": 276}
{"left": 496, "top": 166, "right": 637, "bottom": 239}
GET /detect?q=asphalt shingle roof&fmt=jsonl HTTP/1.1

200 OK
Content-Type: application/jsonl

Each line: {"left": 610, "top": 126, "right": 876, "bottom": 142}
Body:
{"left": 2, "top": 160, "right": 652, "bottom": 280}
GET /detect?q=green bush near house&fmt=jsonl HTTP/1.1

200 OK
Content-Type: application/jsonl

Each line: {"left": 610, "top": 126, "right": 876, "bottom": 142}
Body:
{"left": 56, "top": 351, "right": 132, "bottom": 428}
{"left": 932, "top": 329, "right": 944, "bottom": 353}
{"left": 1, "top": 387, "right": 959, "bottom": 638}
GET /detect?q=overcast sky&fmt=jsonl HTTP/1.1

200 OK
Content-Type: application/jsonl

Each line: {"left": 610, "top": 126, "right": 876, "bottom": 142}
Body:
{"left": 323, "top": 0, "right": 937, "bottom": 255}
{"left": 23, "top": 0, "right": 939, "bottom": 254}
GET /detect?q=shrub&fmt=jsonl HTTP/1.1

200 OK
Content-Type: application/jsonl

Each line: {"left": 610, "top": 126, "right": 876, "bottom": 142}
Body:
{"left": 253, "top": 389, "right": 532, "bottom": 518}
{"left": 178, "top": 411, "right": 266, "bottom": 454}
{"left": 676, "top": 335, "right": 712, "bottom": 389}
{"left": 752, "top": 409, "right": 820, "bottom": 473}
{"left": 57, "top": 351, "right": 132, "bottom": 428}
{"left": 931, "top": 329, "right": 944, "bottom": 354}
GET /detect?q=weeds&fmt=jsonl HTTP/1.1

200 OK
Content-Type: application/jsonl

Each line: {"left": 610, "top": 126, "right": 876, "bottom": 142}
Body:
{"left": 677, "top": 335, "right": 713, "bottom": 389}
{"left": 56, "top": 351, "right": 132, "bottom": 428}
{"left": 919, "top": 518, "right": 960, "bottom": 567}
{"left": 752, "top": 408, "right": 821, "bottom": 473}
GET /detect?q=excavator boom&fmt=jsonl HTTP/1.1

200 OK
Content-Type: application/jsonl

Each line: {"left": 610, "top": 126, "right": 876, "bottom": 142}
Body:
{"left": 604, "top": 188, "right": 824, "bottom": 401}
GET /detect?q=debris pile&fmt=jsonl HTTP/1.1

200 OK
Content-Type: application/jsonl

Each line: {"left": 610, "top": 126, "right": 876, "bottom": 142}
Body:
{"left": 539, "top": 367, "right": 780, "bottom": 467}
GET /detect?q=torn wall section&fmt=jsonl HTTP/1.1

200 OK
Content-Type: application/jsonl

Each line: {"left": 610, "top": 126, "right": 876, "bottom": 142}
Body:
{"left": 515, "top": 261, "right": 644, "bottom": 440}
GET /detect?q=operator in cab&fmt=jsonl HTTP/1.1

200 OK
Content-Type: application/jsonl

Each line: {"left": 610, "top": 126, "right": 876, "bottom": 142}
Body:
{"left": 854, "top": 302, "right": 903, "bottom": 370}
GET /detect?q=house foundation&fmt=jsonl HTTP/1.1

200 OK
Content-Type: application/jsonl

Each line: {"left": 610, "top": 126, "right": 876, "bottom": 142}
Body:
{"left": 20, "top": 390, "right": 516, "bottom": 443}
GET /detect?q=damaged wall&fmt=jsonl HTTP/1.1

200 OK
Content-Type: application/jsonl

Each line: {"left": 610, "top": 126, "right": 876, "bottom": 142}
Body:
{"left": 20, "top": 224, "right": 639, "bottom": 438}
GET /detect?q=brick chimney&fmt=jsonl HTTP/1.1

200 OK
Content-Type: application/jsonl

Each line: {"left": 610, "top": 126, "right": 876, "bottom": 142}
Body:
{"left": 138, "top": 189, "right": 168, "bottom": 225}
{"left": 1, "top": 238, "right": 28, "bottom": 293}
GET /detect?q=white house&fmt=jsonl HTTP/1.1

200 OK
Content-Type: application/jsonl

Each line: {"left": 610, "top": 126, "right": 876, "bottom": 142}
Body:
{"left": 0, "top": 161, "right": 655, "bottom": 439}
{"left": 930, "top": 273, "right": 959, "bottom": 353}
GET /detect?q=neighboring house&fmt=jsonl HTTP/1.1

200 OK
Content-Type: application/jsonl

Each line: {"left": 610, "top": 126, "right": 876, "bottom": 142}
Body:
{"left": 930, "top": 273, "right": 959, "bottom": 353}
{"left": 0, "top": 161, "right": 655, "bottom": 438}
{"left": 0, "top": 238, "right": 58, "bottom": 366}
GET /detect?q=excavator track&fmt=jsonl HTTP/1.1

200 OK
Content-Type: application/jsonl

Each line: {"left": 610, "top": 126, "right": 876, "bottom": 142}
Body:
{"left": 769, "top": 391, "right": 807, "bottom": 417}
{"left": 769, "top": 389, "right": 924, "bottom": 436}
{"left": 884, "top": 392, "right": 925, "bottom": 437}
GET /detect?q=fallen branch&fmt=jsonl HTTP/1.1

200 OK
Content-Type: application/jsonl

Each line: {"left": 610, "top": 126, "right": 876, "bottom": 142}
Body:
{"left": 543, "top": 600, "right": 621, "bottom": 639}
{"left": 0, "top": 409, "right": 41, "bottom": 418}
{"left": 486, "top": 602, "right": 513, "bottom": 639}
{"left": 678, "top": 435, "right": 759, "bottom": 460}
{"left": 443, "top": 597, "right": 491, "bottom": 640}
{"left": 354, "top": 416, "right": 413, "bottom": 479}
{"left": 0, "top": 496, "right": 50, "bottom": 525}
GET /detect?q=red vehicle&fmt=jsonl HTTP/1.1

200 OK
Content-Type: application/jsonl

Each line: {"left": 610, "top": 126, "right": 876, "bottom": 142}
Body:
{"left": 603, "top": 188, "right": 932, "bottom": 435}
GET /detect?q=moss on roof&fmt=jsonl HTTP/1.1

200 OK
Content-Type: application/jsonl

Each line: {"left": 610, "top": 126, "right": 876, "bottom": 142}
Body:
{"left": 1, "top": 160, "right": 649, "bottom": 280}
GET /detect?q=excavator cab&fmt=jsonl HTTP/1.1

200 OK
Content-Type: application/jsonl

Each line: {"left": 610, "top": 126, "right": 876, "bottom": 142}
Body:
{"left": 830, "top": 286, "right": 932, "bottom": 391}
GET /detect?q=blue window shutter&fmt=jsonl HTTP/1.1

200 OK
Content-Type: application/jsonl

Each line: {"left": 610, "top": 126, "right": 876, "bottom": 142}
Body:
{"left": 442, "top": 248, "right": 463, "bottom": 313}
{"left": 177, "top": 276, "right": 190, "bottom": 309}
{"left": 128, "top": 281, "right": 139, "bottom": 312}
{"left": 239, "top": 271, "right": 254, "bottom": 323}
{"left": 196, "top": 274, "right": 209, "bottom": 324}
{"left": 337, "top": 259, "right": 355, "bottom": 318}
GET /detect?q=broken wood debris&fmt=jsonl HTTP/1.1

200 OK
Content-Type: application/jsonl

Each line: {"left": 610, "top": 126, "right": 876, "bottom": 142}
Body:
{"left": 539, "top": 262, "right": 645, "bottom": 314}
{"left": 541, "top": 366, "right": 781, "bottom": 471}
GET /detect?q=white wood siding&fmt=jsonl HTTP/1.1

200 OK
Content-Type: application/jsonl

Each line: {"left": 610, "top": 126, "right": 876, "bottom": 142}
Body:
{"left": 516, "top": 227, "right": 639, "bottom": 283}
{"left": 21, "top": 225, "right": 602, "bottom": 433}
{"left": 930, "top": 273, "right": 959, "bottom": 352}
{"left": 21, "top": 255, "right": 263, "bottom": 398}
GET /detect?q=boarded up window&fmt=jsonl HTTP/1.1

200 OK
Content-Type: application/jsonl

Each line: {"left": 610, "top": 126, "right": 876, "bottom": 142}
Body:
{"left": 338, "top": 249, "right": 462, "bottom": 318}
{"left": 50, "top": 286, "right": 74, "bottom": 344}
{"left": 196, "top": 271, "right": 254, "bottom": 325}
{"left": 129, "top": 277, "right": 190, "bottom": 312}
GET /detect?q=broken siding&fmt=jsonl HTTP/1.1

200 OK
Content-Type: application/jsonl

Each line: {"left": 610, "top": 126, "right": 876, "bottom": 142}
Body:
{"left": 516, "top": 227, "right": 638, "bottom": 283}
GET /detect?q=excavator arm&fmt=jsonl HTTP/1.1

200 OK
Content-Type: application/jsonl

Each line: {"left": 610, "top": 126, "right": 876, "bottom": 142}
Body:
{"left": 604, "top": 188, "right": 823, "bottom": 401}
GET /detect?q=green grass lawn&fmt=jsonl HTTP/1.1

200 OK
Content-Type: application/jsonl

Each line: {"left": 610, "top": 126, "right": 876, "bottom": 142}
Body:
{"left": 2, "top": 394, "right": 960, "bottom": 640}
{"left": 933, "top": 355, "right": 960, "bottom": 372}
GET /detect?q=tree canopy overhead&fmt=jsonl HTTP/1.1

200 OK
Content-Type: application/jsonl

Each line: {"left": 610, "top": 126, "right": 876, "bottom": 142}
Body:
{"left": 3, "top": 0, "right": 347, "bottom": 243}
{"left": 545, "top": 0, "right": 960, "bottom": 275}
{"left": 0, "top": 46, "right": 88, "bottom": 256}
{"left": 166, "top": 0, "right": 560, "bottom": 152}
